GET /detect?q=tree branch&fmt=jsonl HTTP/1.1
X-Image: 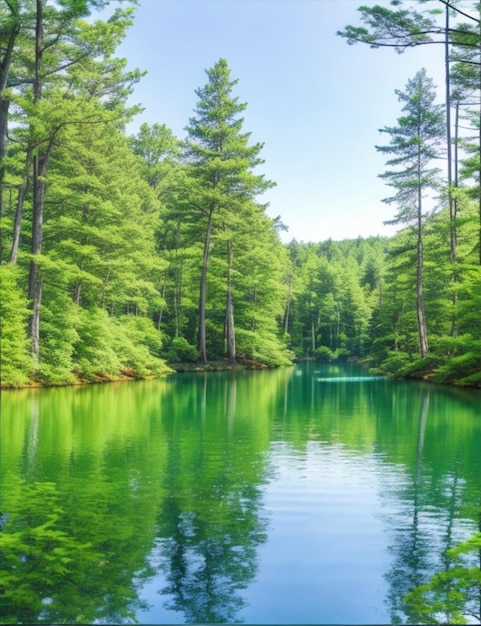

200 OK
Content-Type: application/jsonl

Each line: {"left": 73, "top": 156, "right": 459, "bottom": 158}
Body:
{"left": 438, "top": 0, "right": 481, "bottom": 25}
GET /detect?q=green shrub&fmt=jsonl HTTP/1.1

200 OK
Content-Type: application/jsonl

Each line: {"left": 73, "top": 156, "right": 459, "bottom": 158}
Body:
{"left": 314, "top": 345, "right": 335, "bottom": 361}
{"left": 165, "top": 337, "right": 198, "bottom": 363}
{"left": 0, "top": 266, "right": 32, "bottom": 386}
{"left": 236, "top": 328, "right": 293, "bottom": 367}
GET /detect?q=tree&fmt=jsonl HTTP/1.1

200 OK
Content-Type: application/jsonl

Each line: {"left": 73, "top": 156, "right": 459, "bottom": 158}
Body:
{"left": 183, "top": 58, "right": 274, "bottom": 364}
{"left": 0, "top": 0, "right": 22, "bottom": 244}
{"left": 376, "top": 68, "right": 445, "bottom": 358}
{"left": 3, "top": 1, "right": 137, "bottom": 362}
{"left": 338, "top": 0, "right": 481, "bottom": 267}
{"left": 40, "top": 101, "right": 168, "bottom": 382}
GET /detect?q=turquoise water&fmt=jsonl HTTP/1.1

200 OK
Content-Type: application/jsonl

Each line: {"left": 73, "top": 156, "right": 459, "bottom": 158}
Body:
{"left": 1, "top": 362, "right": 480, "bottom": 623}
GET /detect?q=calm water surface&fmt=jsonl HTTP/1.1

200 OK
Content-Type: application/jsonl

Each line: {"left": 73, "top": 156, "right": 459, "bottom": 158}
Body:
{"left": 1, "top": 362, "right": 481, "bottom": 623}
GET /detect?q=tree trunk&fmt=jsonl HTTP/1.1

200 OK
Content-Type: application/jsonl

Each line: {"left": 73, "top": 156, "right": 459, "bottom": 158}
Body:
{"left": 445, "top": 5, "right": 457, "bottom": 265}
{"left": 478, "top": 95, "right": 481, "bottom": 266}
{"left": 73, "top": 281, "right": 82, "bottom": 306}
{"left": 0, "top": 98, "right": 10, "bottom": 258}
{"left": 174, "top": 221, "right": 183, "bottom": 337}
{"left": 0, "top": 12, "right": 20, "bottom": 257}
{"left": 199, "top": 209, "right": 213, "bottom": 364}
{"left": 28, "top": 0, "right": 46, "bottom": 362}
{"left": 28, "top": 147, "right": 51, "bottom": 361}
{"left": 450, "top": 100, "right": 460, "bottom": 337}
{"left": 158, "top": 270, "right": 167, "bottom": 330}
{"left": 9, "top": 163, "right": 30, "bottom": 264}
{"left": 416, "top": 173, "right": 429, "bottom": 358}
{"left": 225, "top": 239, "right": 236, "bottom": 364}
{"left": 30, "top": 278, "right": 43, "bottom": 363}
{"left": 283, "top": 274, "right": 292, "bottom": 334}
{"left": 478, "top": 3, "right": 481, "bottom": 266}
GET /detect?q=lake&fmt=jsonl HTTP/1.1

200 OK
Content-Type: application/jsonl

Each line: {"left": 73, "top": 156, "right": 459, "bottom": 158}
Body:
{"left": 1, "top": 362, "right": 481, "bottom": 624}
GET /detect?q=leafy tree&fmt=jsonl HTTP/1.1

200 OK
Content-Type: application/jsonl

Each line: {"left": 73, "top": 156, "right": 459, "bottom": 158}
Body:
{"left": 226, "top": 202, "right": 292, "bottom": 366}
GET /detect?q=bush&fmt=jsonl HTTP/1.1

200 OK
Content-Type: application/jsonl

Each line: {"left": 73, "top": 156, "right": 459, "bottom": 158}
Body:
{"left": 0, "top": 267, "right": 32, "bottom": 386}
{"left": 73, "top": 309, "right": 170, "bottom": 380}
{"left": 73, "top": 308, "right": 122, "bottom": 380}
{"left": 236, "top": 328, "right": 293, "bottom": 367}
{"left": 314, "top": 346, "right": 335, "bottom": 361}
{"left": 164, "top": 337, "right": 198, "bottom": 363}
{"left": 379, "top": 350, "right": 412, "bottom": 376}
{"left": 37, "top": 286, "right": 79, "bottom": 385}
{"left": 404, "top": 532, "right": 481, "bottom": 624}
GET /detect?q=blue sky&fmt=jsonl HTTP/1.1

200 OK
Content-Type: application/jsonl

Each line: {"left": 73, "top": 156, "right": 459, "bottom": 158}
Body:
{"left": 114, "top": 0, "right": 447, "bottom": 242}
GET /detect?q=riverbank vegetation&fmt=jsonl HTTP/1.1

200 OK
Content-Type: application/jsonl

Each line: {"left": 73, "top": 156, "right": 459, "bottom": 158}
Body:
{"left": 0, "top": 0, "right": 480, "bottom": 388}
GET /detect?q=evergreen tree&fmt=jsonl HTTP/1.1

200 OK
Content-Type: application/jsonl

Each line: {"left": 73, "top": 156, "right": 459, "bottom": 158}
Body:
{"left": 376, "top": 68, "right": 445, "bottom": 358}
{"left": 3, "top": 2, "right": 137, "bottom": 362}
{"left": 338, "top": 1, "right": 481, "bottom": 267}
{"left": 183, "top": 58, "right": 274, "bottom": 363}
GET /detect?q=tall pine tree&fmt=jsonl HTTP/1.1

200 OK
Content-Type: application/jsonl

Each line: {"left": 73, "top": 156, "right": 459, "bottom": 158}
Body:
{"left": 376, "top": 68, "right": 445, "bottom": 358}
{"left": 183, "top": 58, "right": 274, "bottom": 363}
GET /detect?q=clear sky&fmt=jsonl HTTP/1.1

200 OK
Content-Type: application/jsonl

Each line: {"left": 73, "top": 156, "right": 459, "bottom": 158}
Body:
{"left": 114, "top": 0, "right": 447, "bottom": 243}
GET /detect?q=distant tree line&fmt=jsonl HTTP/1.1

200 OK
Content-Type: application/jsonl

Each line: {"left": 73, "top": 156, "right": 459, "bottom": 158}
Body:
{"left": 0, "top": 0, "right": 480, "bottom": 387}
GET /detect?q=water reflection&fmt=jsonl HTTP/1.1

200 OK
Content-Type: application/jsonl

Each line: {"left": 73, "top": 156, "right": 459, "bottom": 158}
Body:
{"left": 1, "top": 383, "right": 171, "bottom": 623}
{"left": 157, "top": 494, "right": 266, "bottom": 623}
{"left": 150, "top": 371, "right": 272, "bottom": 623}
{"left": 1, "top": 364, "right": 481, "bottom": 623}
{"left": 384, "top": 390, "right": 433, "bottom": 623}
{"left": 379, "top": 387, "right": 480, "bottom": 624}
{"left": 1, "top": 370, "right": 286, "bottom": 623}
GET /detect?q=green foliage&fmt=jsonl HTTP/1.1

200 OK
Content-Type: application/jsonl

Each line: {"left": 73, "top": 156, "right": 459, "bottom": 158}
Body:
{"left": 405, "top": 532, "right": 481, "bottom": 624}
{"left": 0, "top": 266, "right": 32, "bottom": 386}
{"left": 376, "top": 350, "right": 412, "bottom": 376}
{"left": 337, "top": 4, "right": 438, "bottom": 51}
{"left": 73, "top": 307, "right": 122, "bottom": 379}
{"left": 1, "top": 1, "right": 480, "bottom": 386}
{"left": 236, "top": 328, "right": 293, "bottom": 367}
{"left": 181, "top": 58, "right": 277, "bottom": 364}
{"left": 376, "top": 68, "right": 444, "bottom": 223}
{"left": 0, "top": 463, "right": 157, "bottom": 624}
{"left": 37, "top": 283, "right": 79, "bottom": 385}
{"left": 164, "top": 336, "right": 199, "bottom": 363}
{"left": 73, "top": 308, "right": 170, "bottom": 381}
{"left": 314, "top": 345, "right": 336, "bottom": 361}
{"left": 433, "top": 337, "right": 481, "bottom": 385}
{"left": 285, "top": 237, "right": 386, "bottom": 360}
{"left": 114, "top": 315, "right": 169, "bottom": 377}
{"left": 0, "top": 480, "right": 88, "bottom": 623}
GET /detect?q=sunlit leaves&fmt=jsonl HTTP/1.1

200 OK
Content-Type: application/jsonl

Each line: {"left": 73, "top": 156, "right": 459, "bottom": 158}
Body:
{"left": 405, "top": 532, "right": 481, "bottom": 624}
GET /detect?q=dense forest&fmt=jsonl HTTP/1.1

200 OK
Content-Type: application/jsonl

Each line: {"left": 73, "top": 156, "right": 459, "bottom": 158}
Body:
{"left": 0, "top": 0, "right": 480, "bottom": 387}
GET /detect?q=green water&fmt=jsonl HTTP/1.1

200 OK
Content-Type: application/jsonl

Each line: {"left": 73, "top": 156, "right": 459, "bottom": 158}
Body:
{"left": 1, "top": 362, "right": 481, "bottom": 624}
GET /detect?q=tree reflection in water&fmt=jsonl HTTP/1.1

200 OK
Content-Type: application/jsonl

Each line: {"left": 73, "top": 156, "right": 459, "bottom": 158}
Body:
{"left": 0, "top": 479, "right": 155, "bottom": 624}
{"left": 382, "top": 388, "right": 479, "bottom": 624}
{"left": 154, "top": 373, "right": 269, "bottom": 624}
{"left": 384, "top": 391, "right": 433, "bottom": 624}
{"left": 157, "top": 497, "right": 267, "bottom": 623}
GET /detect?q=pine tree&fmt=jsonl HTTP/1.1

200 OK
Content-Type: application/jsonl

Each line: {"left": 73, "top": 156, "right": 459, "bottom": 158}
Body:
{"left": 183, "top": 58, "right": 274, "bottom": 363}
{"left": 338, "top": 1, "right": 481, "bottom": 266}
{"left": 376, "top": 68, "right": 445, "bottom": 358}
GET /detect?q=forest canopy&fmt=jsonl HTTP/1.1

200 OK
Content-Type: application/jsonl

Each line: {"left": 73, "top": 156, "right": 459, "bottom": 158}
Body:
{"left": 0, "top": 0, "right": 480, "bottom": 387}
